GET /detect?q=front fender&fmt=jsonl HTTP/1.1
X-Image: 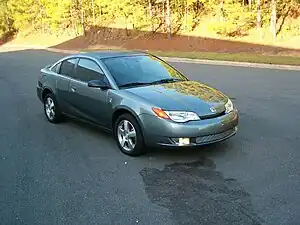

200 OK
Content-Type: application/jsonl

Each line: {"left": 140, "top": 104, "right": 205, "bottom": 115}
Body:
{"left": 112, "top": 105, "right": 146, "bottom": 136}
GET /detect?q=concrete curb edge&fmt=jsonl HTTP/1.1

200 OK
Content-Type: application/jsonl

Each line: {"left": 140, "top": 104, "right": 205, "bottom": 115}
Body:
{"left": 162, "top": 57, "right": 300, "bottom": 71}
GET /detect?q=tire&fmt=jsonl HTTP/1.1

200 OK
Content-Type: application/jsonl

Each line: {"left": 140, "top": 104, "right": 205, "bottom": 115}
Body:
{"left": 43, "top": 93, "right": 62, "bottom": 123}
{"left": 114, "top": 113, "right": 146, "bottom": 156}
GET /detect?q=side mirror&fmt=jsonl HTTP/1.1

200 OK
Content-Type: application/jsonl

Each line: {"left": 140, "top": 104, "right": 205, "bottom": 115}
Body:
{"left": 88, "top": 80, "right": 110, "bottom": 90}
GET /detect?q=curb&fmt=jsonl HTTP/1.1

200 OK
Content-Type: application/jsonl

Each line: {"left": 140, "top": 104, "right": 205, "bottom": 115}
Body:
{"left": 162, "top": 57, "right": 300, "bottom": 71}
{"left": 2, "top": 44, "right": 300, "bottom": 71}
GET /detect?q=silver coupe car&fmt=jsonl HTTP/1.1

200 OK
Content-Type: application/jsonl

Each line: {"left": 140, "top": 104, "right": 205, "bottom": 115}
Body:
{"left": 37, "top": 51, "right": 238, "bottom": 156}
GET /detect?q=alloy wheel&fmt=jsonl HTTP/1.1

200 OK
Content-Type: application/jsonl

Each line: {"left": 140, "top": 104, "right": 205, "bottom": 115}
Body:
{"left": 45, "top": 97, "right": 55, "bottom": 121}
{"left": 117, "top": 120, "right": 137, "bottom": 152}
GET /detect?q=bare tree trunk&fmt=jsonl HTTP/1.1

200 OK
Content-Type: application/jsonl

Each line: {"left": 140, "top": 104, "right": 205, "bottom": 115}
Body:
{"left": 166, "top": 0, "right": 171, "bottom": 39}
{"left": 40, "top": 8, "right": 44, "bottom": 34}
{"left": 163, "top": 2, "right": 166, "bottom": 32}
{"left": 256, "top": 0, "right": 261, "bottom": 29}
{"left": 125, "top": 15, "right": 129, "bottom": 36}
{"left": 81, "top": 8, "right": 85, "bottom": 36}
{"left": 92, "top": 0, "right": 95, "bottom": 25}
{"left": 185, "top": 0, "right": 188, "bottom": 31}
{"left": 270, "top": 0, "right": 276, "bottom": 40}
{"left": 256, "top": 0, "right": 263, "bottom": 39}
{"left": 149, "top": 0, "right": 154, "bottom": 32}
{"left": 70, "top": 8, "right": 77, "bottom": 36}
{"left": 276, "top": 3, "right": 292, "bottom": 36}
{"left": 220, "top": 0, "right": 224, "bottom": 22}
{"left": 80, "top": 0, "right": 86, "bottom": 36}
{"left": 249, "top": 0, "right": 252, "bottom": 10}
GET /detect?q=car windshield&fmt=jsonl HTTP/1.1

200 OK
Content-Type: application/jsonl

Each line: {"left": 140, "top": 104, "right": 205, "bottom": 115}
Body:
{"left": 102, "top": 55, "right": 188, "bottom": 87}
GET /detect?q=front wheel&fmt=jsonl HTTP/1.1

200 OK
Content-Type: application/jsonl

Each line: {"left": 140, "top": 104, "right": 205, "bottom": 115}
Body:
{"left": 114, "top": 113, "right": 146, "bottom": 156}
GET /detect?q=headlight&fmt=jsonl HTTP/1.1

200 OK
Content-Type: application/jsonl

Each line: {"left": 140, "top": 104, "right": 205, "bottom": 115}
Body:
{"left": 225, "top": 98, "right": 234, "bottom": 113}
{"left": 152, "top": 108, "right": 200, "bottom": 123}
{"left": 165, "top": 111, "right": 200, "bottom": 123}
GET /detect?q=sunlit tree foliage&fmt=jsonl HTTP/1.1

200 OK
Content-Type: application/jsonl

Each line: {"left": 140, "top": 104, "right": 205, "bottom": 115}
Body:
{"left": 0, "top": 0, "right": 300, "bottom": 39}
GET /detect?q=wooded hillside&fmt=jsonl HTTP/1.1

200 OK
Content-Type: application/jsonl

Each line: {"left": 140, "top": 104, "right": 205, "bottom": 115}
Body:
{"left": 1, "top": 0, "right": 300, "bottom": 43}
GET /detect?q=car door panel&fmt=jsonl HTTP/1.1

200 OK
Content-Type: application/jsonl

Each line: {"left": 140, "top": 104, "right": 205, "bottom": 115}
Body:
{"left": 66, "top": 58, "right": 111, "bottom": 128}
{"left": 68, "top": 80, "right": 110, "bottom": 125}
{"left": 56, "top": 76, "right": 71, "bottom": 112}
{"left": 55, "top": 58, "right": 78, "bottom": 114}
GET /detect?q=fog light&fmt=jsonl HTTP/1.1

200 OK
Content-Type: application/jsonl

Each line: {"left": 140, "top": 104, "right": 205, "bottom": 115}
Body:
{"left": 178, "top": 138, "right": 190, "bottom": 146}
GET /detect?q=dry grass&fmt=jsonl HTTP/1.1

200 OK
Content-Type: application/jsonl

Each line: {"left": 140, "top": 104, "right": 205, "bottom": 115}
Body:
{"left": 150, "top": 51, "right": 300, "bottom": 65}
{"left": 83, "top": 48, "right": 300, "bottom": 66}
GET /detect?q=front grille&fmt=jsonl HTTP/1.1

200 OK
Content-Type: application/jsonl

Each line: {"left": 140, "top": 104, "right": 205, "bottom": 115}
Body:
{"left": 195, "top": 128, "right": 236, "bottom": 144}
{"left": 199, "top": 111, "right": 226, "bottom": 120}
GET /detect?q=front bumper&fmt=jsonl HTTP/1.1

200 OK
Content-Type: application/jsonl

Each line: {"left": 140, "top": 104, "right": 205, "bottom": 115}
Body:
{"left": 139, "top": 109, "right": 239, "bottom": 147}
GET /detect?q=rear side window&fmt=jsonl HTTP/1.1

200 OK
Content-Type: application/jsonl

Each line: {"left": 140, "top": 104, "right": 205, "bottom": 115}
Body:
{"left": 76, "top": 58, "right": 105, "bottom": 82}
{"left": 59, "top": 58, "right": 77, "bottom": 78}
{"left": 51, "top": 62, "right": 61, "bottom": 73}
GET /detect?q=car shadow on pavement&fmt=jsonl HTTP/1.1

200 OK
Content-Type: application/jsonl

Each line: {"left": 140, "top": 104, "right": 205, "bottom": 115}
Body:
{"left": 63, "top": 116, "right": 113, "bottom": 137}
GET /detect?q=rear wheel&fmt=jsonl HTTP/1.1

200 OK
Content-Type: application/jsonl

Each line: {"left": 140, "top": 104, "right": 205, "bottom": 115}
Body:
{"left": 43, "top": 93, "right": 62, "bottom": 123}
{"left": 114, "top": 113, "right": 146, "bottom": 156}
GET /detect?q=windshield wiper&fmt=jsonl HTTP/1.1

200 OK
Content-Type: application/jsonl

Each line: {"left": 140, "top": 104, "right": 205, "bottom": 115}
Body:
{"left": 119, "top": 78, "right": 181, "bottom": 88}
{"left": 150, "top": 78, "right": 181, "bottom": 85}
{"left": 118, "top": 82, "right": 151, "bottom": 88}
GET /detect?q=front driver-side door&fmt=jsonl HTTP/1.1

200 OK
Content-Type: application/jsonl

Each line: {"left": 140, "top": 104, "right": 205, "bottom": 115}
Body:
{"left": 56, "top": 58, "right": 78, "bottom": 113}
{"left": 67, "top": 58, "right": 111, "bottom": 127}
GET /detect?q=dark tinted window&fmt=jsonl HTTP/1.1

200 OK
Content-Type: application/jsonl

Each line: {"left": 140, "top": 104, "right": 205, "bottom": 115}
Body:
{"left": 60, "top": 58, "right": 77, "bottom": 78}
{"left": 102, "top": 55, "right": 188, "bottom": 87}
{"left": 76, "top": 58, "right": 104, "bottom": 82}
{"left": 51, "top": 62, "right": 61, "bottom": 73}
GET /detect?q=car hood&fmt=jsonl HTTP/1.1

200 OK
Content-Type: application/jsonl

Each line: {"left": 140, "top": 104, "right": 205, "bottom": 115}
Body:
{"left": 125, "top": 81, "right": 229, "bottom": 116}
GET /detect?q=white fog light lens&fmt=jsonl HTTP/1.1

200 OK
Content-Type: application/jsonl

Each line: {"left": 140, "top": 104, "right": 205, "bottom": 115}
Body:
{"left": 179, "top": 138, "right": 190, "bottom": 146}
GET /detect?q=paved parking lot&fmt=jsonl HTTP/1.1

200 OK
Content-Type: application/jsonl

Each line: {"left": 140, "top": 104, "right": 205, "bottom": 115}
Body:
{"left": 0, "top": 49, "right": 299, "bottom": 225}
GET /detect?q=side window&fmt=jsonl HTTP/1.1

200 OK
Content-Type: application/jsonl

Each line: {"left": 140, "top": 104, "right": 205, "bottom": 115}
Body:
{"left": 51, "top": 62, "right": 61, "bottom": 73}
{"left": 59, "top": 58, "right": 77, "bottom": 78}
{"left": 76, "top": 58, "right": 105, "bottom": 82}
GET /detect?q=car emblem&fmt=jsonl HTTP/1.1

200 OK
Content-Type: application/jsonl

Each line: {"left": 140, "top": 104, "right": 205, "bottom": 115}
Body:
{"left": 210, "top": 107, "right": 216, "bottom": 113}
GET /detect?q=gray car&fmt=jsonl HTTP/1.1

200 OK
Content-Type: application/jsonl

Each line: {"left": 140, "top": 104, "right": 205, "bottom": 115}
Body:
{"left": 37, "top": 51, "right": 238, "bottom": 156}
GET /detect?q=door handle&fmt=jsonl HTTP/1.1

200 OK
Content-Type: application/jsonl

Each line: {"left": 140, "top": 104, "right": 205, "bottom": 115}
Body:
{"left": 71, "top": 87, "right": 76, "bottom": 92}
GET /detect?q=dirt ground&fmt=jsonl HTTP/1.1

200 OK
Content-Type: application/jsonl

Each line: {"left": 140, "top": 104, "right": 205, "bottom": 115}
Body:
{"left": 3, "top": 26, "right": 300, "bottom": 56}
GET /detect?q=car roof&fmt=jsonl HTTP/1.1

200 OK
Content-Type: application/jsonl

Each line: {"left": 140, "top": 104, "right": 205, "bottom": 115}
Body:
{"left": 72, "top": 50, "right": 148, "bottom": 60}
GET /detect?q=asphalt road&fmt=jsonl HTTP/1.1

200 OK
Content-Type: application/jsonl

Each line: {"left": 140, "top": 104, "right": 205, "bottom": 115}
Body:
{"left": 0, "top": 49, "right": 299, "bottom": 225}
